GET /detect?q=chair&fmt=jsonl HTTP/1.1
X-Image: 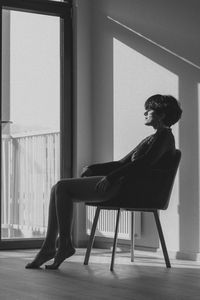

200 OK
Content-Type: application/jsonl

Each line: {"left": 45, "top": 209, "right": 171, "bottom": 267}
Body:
{"left": 84, "top": 150, "right": 181, "bottom": 271}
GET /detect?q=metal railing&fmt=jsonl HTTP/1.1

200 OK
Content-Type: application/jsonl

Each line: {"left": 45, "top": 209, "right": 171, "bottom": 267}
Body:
{"left": 1, "top": 131, "right": 60, "bottom": 239}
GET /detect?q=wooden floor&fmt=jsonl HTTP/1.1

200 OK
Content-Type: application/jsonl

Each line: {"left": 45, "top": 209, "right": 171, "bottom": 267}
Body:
{"left": 0, "top": 248, "right": 200, "bottom": 300}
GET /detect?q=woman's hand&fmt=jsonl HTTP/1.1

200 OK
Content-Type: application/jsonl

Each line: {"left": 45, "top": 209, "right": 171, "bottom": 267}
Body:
{"left": 95, "top": 177, "right": 111, "bottom": 193}
{"left": 81, "top": 166, "right": 93, "bottom": 177}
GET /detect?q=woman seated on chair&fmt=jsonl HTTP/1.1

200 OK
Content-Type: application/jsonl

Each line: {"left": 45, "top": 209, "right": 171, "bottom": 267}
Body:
{"left": 26, "top": 94, "right": 182, "bottom": 270}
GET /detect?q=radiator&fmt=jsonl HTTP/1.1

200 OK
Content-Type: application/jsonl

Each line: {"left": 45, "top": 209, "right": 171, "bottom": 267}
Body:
{"left": 86, "top": 206, "right": 141, "bottom": 240}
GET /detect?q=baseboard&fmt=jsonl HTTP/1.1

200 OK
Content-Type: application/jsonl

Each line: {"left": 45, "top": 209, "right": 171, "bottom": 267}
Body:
{"left": 176, "top": 251, "right": 200, "bottom": 261}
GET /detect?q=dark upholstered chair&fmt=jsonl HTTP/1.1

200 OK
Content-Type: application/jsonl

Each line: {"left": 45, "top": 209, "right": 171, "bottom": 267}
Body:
{"left": 84, "top": 150, "right": 181, "bottom": 271}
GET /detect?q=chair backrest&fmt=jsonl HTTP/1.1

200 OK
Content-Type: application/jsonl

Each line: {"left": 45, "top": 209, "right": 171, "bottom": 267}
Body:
{"left": 157, "top": 149, "right": 181, "bottom": 210}
{"left": 88, "top": 149, "right": 181, "bottom": 211}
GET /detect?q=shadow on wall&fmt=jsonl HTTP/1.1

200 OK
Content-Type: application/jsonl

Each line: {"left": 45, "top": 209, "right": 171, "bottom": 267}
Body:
{"left": 91, "top": 7, "right": 200, "bottom": 255}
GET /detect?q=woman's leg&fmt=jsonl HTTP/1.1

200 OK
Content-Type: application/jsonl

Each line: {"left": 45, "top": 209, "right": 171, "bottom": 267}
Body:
{"left": 26, "top": 176, "right": 120, "bottom": 269}
{"left": 43, "top": 184, "right": 59, "bottom": 250}
{"left": 45, "top": 176, "right": 120, "bottom": 269}
{"left": 25, "top": 184, "right": 59, "bottom": 269}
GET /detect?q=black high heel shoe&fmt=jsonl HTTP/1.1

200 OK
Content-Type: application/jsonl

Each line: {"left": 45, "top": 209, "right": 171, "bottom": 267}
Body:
{"left": 45, "top": 248, "right": 76, "bottom": 270}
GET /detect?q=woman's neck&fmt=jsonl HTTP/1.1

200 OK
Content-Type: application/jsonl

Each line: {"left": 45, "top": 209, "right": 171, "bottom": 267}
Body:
{"left": 154, "top": 124, "right": 170, "bottom": 132}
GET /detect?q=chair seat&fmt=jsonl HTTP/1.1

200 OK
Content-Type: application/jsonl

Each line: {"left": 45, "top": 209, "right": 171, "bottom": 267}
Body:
{"left": 86, "top": 202, "right": 157, "bottom": 212}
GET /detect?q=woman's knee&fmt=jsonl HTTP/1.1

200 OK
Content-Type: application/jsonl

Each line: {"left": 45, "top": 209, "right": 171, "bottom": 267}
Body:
{"left": 55, "top": 180, "right": 69, "bottom": 197}
{"left": 50, "top": 184, "right": 57, "bottom": 195}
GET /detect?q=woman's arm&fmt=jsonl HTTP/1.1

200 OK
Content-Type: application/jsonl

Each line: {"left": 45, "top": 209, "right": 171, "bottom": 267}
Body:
{"left": 81, "top": 146, "right": 139, "bottom": 177}
{"left": 81, "top": 161, "right": 121, "bottom": 177}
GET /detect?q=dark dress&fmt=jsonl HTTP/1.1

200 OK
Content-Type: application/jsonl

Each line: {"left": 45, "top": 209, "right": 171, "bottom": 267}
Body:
{"left": 87, "top": 128, "right": 176, "bottom": 207}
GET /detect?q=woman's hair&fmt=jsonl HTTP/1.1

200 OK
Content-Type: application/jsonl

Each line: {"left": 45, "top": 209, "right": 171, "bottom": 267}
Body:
{"left": 144, "top": 94, "right": 182, "bottom": 127}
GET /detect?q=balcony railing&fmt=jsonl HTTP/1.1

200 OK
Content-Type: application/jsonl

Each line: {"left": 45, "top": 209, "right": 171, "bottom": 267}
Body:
{"left": 1, "top": 130, "right": 60, "bottom": 239}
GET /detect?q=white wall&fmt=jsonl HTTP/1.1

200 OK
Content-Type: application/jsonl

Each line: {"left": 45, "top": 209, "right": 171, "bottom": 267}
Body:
{"left": 89, "top": 0, "right": 200, "bottom": 258}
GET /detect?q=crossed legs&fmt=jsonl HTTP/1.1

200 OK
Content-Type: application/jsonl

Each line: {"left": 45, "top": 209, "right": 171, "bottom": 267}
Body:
{"left": 26, "top": 176, "right": 120, "bottom": 269}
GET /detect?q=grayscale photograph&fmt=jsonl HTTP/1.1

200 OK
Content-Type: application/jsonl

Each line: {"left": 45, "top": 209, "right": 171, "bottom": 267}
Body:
{"left": 0, "top": 0, "right": 199, "bottom": 299}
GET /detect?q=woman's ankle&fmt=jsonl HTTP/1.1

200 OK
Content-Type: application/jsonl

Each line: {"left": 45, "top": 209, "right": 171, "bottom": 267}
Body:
{"left": 41, "top": 242, "right": 57, "bottom": 253}
{"left": 58, "top": 237, "right": 74, "bottom": 251}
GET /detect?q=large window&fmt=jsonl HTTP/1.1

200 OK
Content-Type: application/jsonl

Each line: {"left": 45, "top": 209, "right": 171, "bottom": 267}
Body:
{"left": 0, "top": 0, "right": 72, "bottom": 248}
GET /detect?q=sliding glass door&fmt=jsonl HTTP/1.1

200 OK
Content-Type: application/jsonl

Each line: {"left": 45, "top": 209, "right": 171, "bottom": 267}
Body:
{"left": 0, "top": 0, "right": 73, "bottom": 248}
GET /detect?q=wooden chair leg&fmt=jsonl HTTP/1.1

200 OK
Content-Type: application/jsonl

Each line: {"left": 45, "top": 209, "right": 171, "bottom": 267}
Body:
{"left": 84, "top": 206, "right": 101, "bottom": 265}
{"left": 153, "top": 210, "right": 171, "bottom": 268}
{"left": 131, "top": 211, "right": 135, "bottom": 262}
{"left": 110, "top": 209, "right": 121, "bottom": 271}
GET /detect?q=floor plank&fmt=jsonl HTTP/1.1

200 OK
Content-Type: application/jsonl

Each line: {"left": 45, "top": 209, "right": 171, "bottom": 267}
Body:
{"left": 0, "top": 248, "right": 200, "bottom": 300}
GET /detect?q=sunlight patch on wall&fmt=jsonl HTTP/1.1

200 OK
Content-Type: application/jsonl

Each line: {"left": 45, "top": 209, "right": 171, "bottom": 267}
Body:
{"left": 113, "top": 38, "right": 179, "bottom": 160}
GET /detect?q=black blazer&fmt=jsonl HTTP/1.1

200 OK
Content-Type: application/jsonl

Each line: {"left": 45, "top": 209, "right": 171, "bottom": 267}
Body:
{"left": 88, "top": 128, "right": 175, "bottom": 183}
{"left": 87, "top": 128, "right": 176, "bottom": 206}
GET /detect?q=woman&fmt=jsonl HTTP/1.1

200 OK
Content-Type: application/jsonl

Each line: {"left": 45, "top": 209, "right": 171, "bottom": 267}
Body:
{"left": 26, "top": 94, "right": 182, "bottom": 269}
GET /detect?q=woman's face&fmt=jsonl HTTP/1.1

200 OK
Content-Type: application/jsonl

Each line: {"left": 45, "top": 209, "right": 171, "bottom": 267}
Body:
{"left": 144, "top": 109, "right": 163, "bottom": 128}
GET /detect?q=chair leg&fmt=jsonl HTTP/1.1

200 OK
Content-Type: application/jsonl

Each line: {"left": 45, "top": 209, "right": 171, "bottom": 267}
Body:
{"left": 110, "top": 209, "right": 121, "bottom": 271}
{"left": 131, "top": 211, "right": 135, "bottom": 262}
{"left": 153, "top": 210, "right": 171, "bottom": 268}
{"left": 84, "top": 206, "right": 101, "bottom": 265}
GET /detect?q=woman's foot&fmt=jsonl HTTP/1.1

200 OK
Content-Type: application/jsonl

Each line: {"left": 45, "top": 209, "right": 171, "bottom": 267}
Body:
{"left": 45, "top": 247, "right": 76, "bottom": 270}
{"left": 25, "top": 249, "right": 56, "bottom": 269}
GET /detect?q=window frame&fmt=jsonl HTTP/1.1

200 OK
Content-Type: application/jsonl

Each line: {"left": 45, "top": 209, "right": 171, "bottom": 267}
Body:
{"left": 0, "top": 0, "right": 73, "bottom": 249}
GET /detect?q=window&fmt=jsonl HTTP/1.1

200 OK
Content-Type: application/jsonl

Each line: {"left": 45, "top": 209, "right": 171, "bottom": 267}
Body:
{"left": 0, "top": 0, "right": 72, "bottom": 249}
